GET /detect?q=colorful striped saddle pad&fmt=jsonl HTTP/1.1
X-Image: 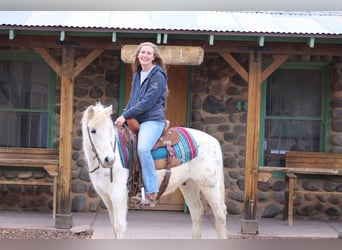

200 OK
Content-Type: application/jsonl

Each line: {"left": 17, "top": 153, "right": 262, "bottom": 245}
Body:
{"left": 117, "top": 126, "right": 198, "bottom": 170}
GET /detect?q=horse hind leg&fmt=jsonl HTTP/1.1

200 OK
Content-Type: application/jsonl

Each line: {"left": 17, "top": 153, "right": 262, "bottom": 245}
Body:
{"left": 179, "top": 179, "right": 203, "bottom": 239}
{"left": 200, "top": 185, "right": 227, "bottom": 239}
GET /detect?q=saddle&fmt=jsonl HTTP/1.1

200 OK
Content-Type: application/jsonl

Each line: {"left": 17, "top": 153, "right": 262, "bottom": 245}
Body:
{"left": 120, "top": 118, "right": 180, "bottom": 202}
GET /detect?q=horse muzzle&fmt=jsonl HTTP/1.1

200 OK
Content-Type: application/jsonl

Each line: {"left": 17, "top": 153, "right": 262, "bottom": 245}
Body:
{"left": 102, "top": 155, "right": 115, "bottom": 167}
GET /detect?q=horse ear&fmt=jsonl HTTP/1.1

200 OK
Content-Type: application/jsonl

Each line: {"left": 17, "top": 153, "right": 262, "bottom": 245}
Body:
{"left": 87, "top": 106, "right": 95, "bottom": 119}
{"left": 105, "top": 105, "right": 113, "bottom": 115}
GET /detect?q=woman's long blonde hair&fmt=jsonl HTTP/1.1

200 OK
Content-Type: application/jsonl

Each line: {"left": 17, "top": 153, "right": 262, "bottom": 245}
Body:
{"left": 132, "top": 42, "right": 166, "bottom": 72}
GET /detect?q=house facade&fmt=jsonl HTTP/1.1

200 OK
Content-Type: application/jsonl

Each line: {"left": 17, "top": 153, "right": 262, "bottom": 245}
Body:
{"left": 0, "top": 11, "right": 342, "bottom": 230}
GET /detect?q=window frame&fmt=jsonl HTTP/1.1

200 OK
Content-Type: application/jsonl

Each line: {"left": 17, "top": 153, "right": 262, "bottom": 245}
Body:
{"left": 258, "top": 61, "right": 330, "bottom": 168}
{"left": 0, "top": 51, "right": 56, "bottom": 148}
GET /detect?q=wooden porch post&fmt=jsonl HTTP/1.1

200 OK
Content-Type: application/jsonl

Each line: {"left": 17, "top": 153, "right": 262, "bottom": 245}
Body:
{"left": 241, "top": 51, "right": 262, "bottom": 234}
{"left": 218, "top": 52, "right": 289, "bottom": 234}
{"left": 55, "top": 47, "right": 75, "bottom": 229}
{"left": 35, "top": 47, "right": 104, "bottom": 228}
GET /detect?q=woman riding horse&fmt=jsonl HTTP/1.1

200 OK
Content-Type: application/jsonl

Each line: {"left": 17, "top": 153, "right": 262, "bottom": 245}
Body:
{"left": 114, "top": 42, "right": 167, "bottom": 206}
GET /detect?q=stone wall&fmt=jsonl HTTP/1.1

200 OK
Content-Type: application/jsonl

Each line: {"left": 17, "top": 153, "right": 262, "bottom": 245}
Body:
{"left": 1, "top": 48, "right": 342, "bottom": 222}
{"left": 190, "top": 53, "right": 249, "bottom": 215}
{"left": 0, "top": 171, "right": 53, "bottom": 212}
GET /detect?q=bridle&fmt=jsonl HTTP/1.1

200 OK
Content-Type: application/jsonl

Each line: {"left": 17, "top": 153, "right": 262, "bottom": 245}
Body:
{"left": 86, "top": 124, "right": 117, "bottom": 182}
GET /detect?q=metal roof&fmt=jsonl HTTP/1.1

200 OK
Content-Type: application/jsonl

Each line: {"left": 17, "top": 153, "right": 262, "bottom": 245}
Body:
{"left": 0, "top": 11, "right": 341, "bottom": 37}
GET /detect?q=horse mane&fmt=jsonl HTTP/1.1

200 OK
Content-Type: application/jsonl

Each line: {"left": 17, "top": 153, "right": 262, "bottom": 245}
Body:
{"left": 82, "top": 102, "right": 113, "bottom": 126}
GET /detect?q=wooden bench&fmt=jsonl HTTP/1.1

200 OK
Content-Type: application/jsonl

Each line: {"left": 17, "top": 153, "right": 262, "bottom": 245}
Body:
{"left": 259, "top": 151, "right": 342, "bottom": 226}
{"left": 0, "top": 147, "right": 59, "bottom": 218}
{"left": 284, "top": 151, "right": 342, "bottom": 226}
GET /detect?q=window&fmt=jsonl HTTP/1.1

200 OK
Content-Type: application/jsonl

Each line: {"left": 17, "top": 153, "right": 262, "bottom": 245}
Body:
{"left": 0, "top": 52, "right": 55, "bottom": 148}
{"left": 259, "top": 62, "right": 329, "bottom": 167}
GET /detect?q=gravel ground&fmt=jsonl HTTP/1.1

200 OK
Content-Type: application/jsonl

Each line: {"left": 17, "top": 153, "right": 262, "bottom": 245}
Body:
{"left": 0, "top": 228, "right": 281, "bottom": 239}
{"left": 0, "top": 228, "right": 92, "bottom": 239}
{"left": 0, "top": 228, "right": 323, "bottom": 239}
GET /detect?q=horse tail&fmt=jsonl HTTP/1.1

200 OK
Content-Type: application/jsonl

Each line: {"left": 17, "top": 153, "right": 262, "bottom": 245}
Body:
{"left": 215, "top": 139, "right": 226, "bottom": 202}
{"left": 219, "top": 155, "right": 226, "bottom": 202}
{"left": 219, "top": 168, "right": 225, "bottom": 202}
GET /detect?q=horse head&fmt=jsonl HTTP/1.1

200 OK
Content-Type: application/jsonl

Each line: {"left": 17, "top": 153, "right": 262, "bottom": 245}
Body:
{"left": 81, "top": 103, "right": 116, "bottom": 169}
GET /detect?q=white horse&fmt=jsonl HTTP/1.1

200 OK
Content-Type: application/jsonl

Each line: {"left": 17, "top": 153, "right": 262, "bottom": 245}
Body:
{"left": 81, "top": 103, "right": 227, "bottom": 239}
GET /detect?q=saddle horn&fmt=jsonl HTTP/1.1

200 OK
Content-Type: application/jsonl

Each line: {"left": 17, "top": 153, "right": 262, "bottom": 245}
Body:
{"left": 126, "top": 118, "right": 140, "bottom": 134}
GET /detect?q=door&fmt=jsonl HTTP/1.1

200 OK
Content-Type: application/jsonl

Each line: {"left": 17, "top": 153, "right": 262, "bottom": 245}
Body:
{"left": 124, "top": 65, "right": 188, "bottom": 211}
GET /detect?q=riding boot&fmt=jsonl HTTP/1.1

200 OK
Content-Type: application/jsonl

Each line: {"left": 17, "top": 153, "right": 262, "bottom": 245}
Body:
{"left": 131, "top": 188, "right": 157, "bottom": 207}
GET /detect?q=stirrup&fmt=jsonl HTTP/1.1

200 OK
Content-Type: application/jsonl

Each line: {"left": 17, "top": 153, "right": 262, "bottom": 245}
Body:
{"left": 131, "top": 193, "right": 143, "bottom": 203}
{"left": 131, "top": 188, "right": 157, "bottom": 207}
{"left": 130, "top": 188, "right": 145, "bottom": 204}
{"left": 139, "top": 198, "right": 156, "bottom": 207}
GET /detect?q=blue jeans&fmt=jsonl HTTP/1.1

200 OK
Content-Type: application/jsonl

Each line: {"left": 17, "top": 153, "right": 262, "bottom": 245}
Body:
{"left": 137, "top": 120, "right": 164, "bottom": 194}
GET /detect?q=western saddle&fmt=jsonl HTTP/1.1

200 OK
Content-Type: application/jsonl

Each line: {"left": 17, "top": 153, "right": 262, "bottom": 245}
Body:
{"left": 121, "top": 118, "right": 180, "bottom": 202}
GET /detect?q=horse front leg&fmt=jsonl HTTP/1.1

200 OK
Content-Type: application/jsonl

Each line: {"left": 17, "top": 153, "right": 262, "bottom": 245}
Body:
{"left": 97, "top": 193, "right": 116, "bottom": 232}
{"left": 98, "top": 188, "right": 128, "bottom": 238}
{"left": 109, "top": 187, "right": 128, "bottom": 239}
{"left": 179, "top": 179, "right": 203, "bottom": 239}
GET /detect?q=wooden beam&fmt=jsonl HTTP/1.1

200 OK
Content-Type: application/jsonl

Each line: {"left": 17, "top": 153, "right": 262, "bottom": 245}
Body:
{"left": 204, "top": 40, "right": 342, "bottom": 56}
{"left": 73, "top": 48, "right": 104, "bottom": 77}
{"left": 243, "top": 51, "right": 262, "bottom": 223}
{"left": 35, "top": 48, "right": 62, "bottom": 78}
{"left": 241, "top": 50, "right": 288, "bottom": 232}
{"left": 260, "top": 55, "right": 289, "bottom": 83}
{"left": 121, "top": 45, "right": 204, "bottom": 65}
{"left": 0, "top": 34, "right": 121, "bottom": 50}
{"left": 55, "top": 47, "right": 75, "bottom": 229}
{"left": 1, "top": 34, "right": 342, "bottom": 56}
{"left": 219, "top": 52, "right": 249, "bottom": 82}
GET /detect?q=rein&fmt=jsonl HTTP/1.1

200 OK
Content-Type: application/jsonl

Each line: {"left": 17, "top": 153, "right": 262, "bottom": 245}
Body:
{"left": 87, "top": 125, "right": 116, "bottom": 183}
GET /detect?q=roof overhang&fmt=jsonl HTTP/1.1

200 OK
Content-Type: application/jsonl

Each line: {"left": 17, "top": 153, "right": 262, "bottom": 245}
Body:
{"left": 0, "top": 26, "right": 341, "bottom": 48}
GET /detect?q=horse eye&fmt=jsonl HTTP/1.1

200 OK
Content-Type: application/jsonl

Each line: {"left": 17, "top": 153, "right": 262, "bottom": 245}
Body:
{"left": 90, "top": 129, "right": 96, "bottom": 134}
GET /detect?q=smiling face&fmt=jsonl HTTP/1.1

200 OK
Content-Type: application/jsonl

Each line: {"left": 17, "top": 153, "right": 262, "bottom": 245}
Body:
{"left": 137, "top": 45, "right": 155, "bottom": 71}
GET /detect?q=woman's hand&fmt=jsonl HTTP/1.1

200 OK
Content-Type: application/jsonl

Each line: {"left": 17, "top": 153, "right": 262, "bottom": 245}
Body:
{"left": 114, "top": 115, "right": 126, "bottom": 127}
